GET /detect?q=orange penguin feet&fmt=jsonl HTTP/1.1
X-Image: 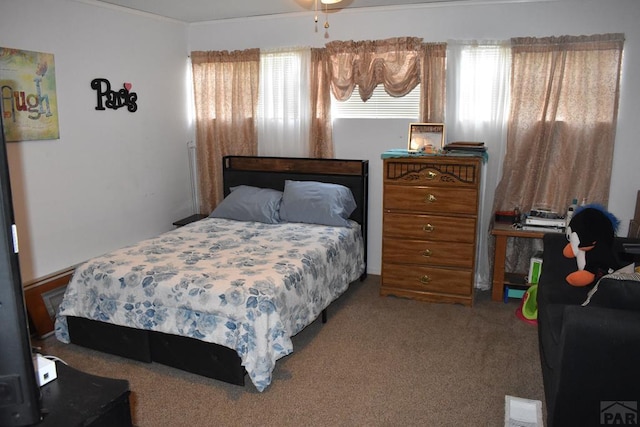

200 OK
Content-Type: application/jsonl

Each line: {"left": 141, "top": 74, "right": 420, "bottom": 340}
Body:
{"left": 566, "top": 270, "right": 595, "bottom": 287}
{"left": 563, "top": 243, "right": 575, "bottom": 258}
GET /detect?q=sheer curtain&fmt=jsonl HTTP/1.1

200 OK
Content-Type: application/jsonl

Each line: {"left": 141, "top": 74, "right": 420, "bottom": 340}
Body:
{"left": 257, "top": 48, "right": 311, "bottom": 157}
{"left": 191, "top": 49, "right": 260, "bottom": 214}
{"left": 446, "top": 40, "right": 511, "bottom": 290}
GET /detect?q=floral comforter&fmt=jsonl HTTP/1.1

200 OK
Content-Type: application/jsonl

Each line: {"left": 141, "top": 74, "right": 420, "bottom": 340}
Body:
{"left": 55, "top": 217, "right": 364, "bottom": 391}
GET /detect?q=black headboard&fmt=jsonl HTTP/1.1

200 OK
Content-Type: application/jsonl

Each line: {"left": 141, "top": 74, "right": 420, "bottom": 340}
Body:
{"left": 222, "top": 156, "right": 369, "bottom": 265}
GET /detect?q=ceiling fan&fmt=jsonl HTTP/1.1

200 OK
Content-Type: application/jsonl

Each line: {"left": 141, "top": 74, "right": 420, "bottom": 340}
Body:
{"left": 315, "top": 0, "right": 344, "bottom": 29}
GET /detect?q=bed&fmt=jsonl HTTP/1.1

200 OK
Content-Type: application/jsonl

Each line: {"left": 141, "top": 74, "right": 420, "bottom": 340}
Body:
{"left": 54, "top": 156, "right": 368, "bottom": 391}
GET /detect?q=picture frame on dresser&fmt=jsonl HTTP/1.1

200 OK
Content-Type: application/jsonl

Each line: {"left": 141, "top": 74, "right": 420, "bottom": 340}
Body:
{"left": 408, "top": 123, "right": 445, "bottom": 152}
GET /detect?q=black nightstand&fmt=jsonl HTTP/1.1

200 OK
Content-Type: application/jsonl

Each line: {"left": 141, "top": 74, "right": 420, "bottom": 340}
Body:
{"left": 172, "top": 213, "right": 207, "bottom": 227}
{"left": 39, "top": 362, "right": 132, "bottom": 426}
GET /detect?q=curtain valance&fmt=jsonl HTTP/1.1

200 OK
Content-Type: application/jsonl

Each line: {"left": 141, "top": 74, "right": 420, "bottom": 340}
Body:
{"left": 325, "top": 37, "right": 424, "bottom": 101}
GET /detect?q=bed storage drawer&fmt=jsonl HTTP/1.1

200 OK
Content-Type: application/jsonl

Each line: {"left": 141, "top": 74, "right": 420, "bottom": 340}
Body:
{"left": 150, "top": 332, "right": 245, "bottom": 386}
{"left": 67, "top": 316, "right": 247, "bottom": 386}
{"left": 67, "top": 316, "right": 152, "bottom": 362}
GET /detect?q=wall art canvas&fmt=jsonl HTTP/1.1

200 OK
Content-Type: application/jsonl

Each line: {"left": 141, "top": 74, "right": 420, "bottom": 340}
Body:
{"left": 0, "top": 47, "right": 60, "bottom": 142}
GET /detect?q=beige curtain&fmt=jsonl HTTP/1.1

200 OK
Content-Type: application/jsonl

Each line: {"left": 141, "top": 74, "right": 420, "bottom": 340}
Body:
{"left": 309, "top": 48, "right": 334, "bottom": 158}
{"left": 325, "top": 37, "right": 424, "bottom": 102}
{"left": 494, "top": 33, "right": 624, "bottom": 214}
{"left": 191, "top": 49, "right": 260, "bottom": 214}
{"left": 419, "top": 43, "right": 447, "bottom": 123}
{"left": 492, "top": 33, "right": 624, "bottom": 273}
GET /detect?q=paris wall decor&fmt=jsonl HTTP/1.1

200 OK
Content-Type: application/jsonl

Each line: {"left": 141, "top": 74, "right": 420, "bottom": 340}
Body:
{"left": 0, "top": 47, "right": 60, "bottom": 142}
{"left": 91, "top": 78, "right": 138, "bottom": 112}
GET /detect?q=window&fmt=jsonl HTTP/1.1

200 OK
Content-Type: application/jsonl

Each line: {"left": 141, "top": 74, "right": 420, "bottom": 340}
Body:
{"left": 258, "top": 50, "right": 307, "bottom": 122}
{"left": 331, "top": 84, "right": 420, "bottom": 119}
{"left": 456, "top": 45, "right": 509, "bottom": 123}
{"left": 257, "top": 48, "right": 311, "bottom": 157}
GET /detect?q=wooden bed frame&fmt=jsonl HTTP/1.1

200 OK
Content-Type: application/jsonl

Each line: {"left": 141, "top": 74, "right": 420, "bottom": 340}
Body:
{"left": 66, "top": 156, "right": 369, "bottom": 387}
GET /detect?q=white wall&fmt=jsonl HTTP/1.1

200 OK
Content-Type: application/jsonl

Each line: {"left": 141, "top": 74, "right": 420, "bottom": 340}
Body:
{"left": 0, "top": 0, "right": 192, "bottom": 281}
{"left": 190, "top": 0, "right": 640, "bottom": 275}
{"left": 2, "top": 0, "right": 638, "bottom": 281}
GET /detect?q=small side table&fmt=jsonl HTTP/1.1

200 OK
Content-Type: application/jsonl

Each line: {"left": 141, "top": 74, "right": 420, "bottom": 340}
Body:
{"left": 173, "top": 213, "right": 207, "bottom": 227}
{"left": 491, "top": 222, "right": 546, "bottom": 302}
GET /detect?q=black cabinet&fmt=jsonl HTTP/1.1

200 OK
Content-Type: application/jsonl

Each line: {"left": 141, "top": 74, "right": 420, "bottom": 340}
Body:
{"left": 38, "top": 362, "right": 132, "bottom": 426}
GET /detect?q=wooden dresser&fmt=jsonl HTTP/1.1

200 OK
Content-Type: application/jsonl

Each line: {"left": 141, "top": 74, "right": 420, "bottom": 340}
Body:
{"left": 380, "top": 155, "right": 482, "bottom": 306}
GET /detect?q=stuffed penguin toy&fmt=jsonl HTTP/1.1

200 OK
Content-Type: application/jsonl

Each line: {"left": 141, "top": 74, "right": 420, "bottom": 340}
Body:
{"left": 563, "top": 205, "right": 620, "bottom": 287}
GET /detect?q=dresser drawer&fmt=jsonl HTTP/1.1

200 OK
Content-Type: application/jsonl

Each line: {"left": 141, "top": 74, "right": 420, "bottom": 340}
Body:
{"left": 382, "top": 263, "right": 472, "bottom": 296}
{"left": 383, "top": 238, "right": 475, "bottom": 268}
{"left": 384, "top": 159, "right": 480, "bottom": 187}
{"left": 384, "top": 185, "right": 478, "bottom": 214}
{"left": 383, "top": 213, "right": 476, "bottom": 242}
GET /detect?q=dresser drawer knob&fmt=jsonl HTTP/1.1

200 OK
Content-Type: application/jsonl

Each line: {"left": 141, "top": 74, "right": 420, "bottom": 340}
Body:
{"left": 421, "top": 249, "right": 433, "bottom": 257}
{"left": 425, "top": 194, "right": 437, "bottom": 203}
{"left": 426, "top": 170, "right": 438, "bottom": 180}
{"left": 422, "top": 224, "right": 435, "bottom": 232}
{"left": 419, "top": 275, "right": 431, "bottom": 284}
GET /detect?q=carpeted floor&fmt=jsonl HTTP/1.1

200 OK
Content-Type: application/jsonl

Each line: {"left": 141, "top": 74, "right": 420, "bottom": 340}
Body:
{"left": 35, "top": 275, "right": 545, "bottom": 427}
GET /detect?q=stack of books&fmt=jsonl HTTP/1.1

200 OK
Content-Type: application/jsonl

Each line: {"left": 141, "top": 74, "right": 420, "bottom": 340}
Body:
{"left": 443, "top": 141, "right": 486, "bottom": 152}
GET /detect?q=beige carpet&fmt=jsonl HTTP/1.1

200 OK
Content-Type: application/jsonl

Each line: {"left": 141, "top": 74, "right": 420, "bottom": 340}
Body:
{"left": 36, "top": 275, "right": 545, "bottom": 427}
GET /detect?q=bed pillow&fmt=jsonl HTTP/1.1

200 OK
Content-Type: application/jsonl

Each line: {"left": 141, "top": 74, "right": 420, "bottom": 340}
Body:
{"left": 279, "top": 180, "right": 357, "bottom": 227}
{"left": 209, "top": 185, "right": 282, "bottom": 224}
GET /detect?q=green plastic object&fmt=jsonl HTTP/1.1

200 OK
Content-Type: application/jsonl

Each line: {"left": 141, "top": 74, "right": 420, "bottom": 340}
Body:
{"left": 521, "top": 284, "right": 538, "bottom": 320}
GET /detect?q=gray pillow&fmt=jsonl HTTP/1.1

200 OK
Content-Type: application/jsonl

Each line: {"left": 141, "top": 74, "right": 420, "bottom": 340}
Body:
{"left": 279, "top": 180, "right": 357, "bottom": 227}
{"left": 209, "top": 185, "right": 282, "bottom": 224}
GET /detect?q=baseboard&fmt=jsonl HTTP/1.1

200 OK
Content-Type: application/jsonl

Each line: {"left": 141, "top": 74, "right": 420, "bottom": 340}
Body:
{"left": 24, "top": 266, "right": 76, "bottom": 338}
